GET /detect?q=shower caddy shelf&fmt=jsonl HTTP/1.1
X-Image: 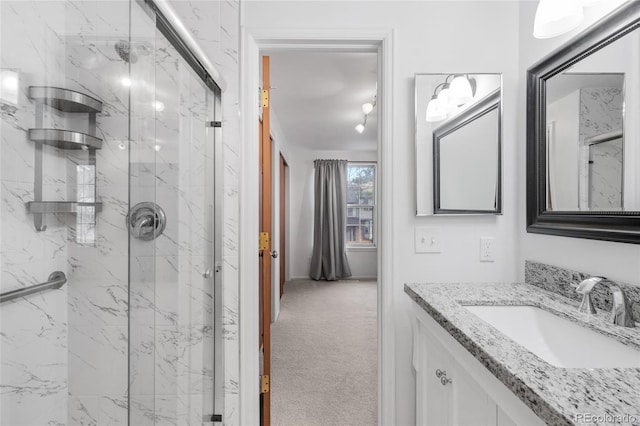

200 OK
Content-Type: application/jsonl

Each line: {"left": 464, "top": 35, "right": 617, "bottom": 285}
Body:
{"left": 26, "top": 86, "right": 103, "bottom": 231}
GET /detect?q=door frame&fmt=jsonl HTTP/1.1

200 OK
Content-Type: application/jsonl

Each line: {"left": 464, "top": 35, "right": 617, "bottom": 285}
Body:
{"left": 239, "top": 28, "right": 395, "bottom": 426}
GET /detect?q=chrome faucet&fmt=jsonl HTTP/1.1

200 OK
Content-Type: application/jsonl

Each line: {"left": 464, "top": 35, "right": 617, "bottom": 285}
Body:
{"left": 575, "top": 277, "right": 635, "bottom": 327}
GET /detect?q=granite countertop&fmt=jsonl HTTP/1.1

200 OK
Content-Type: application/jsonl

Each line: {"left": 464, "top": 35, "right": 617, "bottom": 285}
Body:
{"left": 405, "top": 282, "right": 640, "bottom": 426}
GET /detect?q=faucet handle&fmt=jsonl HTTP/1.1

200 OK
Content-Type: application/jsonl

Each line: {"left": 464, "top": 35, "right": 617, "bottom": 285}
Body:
{"left": 575, "top": 276, "right": 604, "bottom": 294}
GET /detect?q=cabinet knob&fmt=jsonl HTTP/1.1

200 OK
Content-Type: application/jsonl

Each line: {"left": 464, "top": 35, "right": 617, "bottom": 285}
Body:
{"left": 435, "top": 369, "right": 446, "bottom": 378}
{"left": 440, "top": 376, "right": 452, "bottom": 386}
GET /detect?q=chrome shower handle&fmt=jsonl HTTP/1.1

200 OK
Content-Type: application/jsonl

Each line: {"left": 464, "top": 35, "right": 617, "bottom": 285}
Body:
{"left": 127, "top": 202, "right": 166, "bottom": 241}
{"left": 133, "top": 215, "right": 154, "bottom": 239}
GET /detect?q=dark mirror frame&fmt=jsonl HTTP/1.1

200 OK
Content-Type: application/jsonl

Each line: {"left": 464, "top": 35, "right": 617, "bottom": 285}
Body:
{"left": 434, "top": 88, "right": 502, "bottom": 215}
{"left": 526, "top": 2, "right": 640, "bottom": 244}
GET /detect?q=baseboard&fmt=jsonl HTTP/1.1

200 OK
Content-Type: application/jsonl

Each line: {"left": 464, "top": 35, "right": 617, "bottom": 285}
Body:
{"left": 289, "top": 275, "right": 377, "bottom": 281}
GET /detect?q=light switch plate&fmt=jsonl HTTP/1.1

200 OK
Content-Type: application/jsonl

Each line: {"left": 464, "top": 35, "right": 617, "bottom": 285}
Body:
{"left": 415, "top": 227, "right": 441, "bottom": 253}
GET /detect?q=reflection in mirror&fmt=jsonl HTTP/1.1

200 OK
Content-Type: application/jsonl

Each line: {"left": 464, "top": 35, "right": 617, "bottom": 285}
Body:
{"left": 415, "top": 73, "right": 502, "bottom": 215}
{"left": 434, "top": 89, "right": 501, "bottom": 213}
{"left": 546, "top": 70, "right": 625, "bottom": 211}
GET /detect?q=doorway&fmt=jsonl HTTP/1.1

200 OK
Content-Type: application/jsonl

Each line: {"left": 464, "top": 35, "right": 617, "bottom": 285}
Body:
{"left": 239, "top": 29, "right": 394, "bottom": 426}
{"left": 266, "top": 51, "right": 378, "bottom": 425}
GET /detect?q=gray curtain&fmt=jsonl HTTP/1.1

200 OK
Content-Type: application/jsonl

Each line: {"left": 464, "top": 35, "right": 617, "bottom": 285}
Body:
{"left": 310, "top": 159, "right": 352, "bottom": 281}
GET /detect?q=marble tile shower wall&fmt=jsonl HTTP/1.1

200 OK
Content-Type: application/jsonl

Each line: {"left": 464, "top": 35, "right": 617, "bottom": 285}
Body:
{"left": 1, "top": 2, "right": 70, "bottom": 425}
{"left": 1, "top": 1, "right": 238, "bottom": 425}
{"left": 64, "top": 1, "right": 131, "bottom": 423}
{"left": 578, "top": 87, "right": 623, "bottom": 209}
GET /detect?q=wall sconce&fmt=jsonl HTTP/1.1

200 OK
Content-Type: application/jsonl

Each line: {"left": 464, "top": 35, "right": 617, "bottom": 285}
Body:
{"left": 426, "top": 74, "right": 476, "bottom": 123}
{"left": 355, "top": 95, "right": 376, "bottom": 134}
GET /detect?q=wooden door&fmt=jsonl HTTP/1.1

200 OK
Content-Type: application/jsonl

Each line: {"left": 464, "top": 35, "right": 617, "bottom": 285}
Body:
{"left": 259, "top": 55, "right": 272, "bottom": 426}
{"left": 279, "top": 154, "right": 287, "bottom": 297}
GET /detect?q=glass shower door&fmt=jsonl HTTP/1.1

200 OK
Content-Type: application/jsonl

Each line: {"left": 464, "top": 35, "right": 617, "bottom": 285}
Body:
{"left": 128, "top": 2, "right": 219, "bottom": 424}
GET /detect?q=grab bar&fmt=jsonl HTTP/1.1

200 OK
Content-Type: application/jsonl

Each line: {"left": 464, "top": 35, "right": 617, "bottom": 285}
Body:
{"left": 0, "top": 271, "right": 67, "bottom": 303}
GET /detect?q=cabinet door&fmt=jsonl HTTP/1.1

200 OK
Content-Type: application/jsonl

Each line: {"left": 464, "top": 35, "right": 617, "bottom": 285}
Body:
{"left": 450, "top": 360, "right": 497, "bottom": 425}
{"left": 421, "top": 327, "right": 452, "bottom": 426}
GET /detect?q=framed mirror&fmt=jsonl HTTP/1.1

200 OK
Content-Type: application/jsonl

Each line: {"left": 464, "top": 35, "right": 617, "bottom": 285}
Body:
{"left": 527, "top": 2, "right": 640, "bottom": 243}
{"left": 415, "top": 73, "right": 502, "bottom": 215}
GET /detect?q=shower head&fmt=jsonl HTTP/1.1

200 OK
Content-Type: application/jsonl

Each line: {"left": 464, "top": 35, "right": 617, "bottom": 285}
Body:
{"left": 114, "top": 40, "right": 152, "bottom": 64}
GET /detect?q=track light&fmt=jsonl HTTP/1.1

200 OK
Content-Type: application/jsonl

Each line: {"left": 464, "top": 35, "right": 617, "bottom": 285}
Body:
{"left": 354, "top": 93, "right": 377, "bottom": 134}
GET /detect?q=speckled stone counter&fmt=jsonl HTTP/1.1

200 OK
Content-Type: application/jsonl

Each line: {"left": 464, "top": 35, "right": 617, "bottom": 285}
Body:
{"left": 405, "top": 281, "right": 640, "bottom": 426}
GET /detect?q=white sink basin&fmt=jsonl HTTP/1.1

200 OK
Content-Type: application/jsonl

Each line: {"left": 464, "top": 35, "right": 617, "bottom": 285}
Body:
{"left": 464, "top": 305, "right": 640, "bottom": 369}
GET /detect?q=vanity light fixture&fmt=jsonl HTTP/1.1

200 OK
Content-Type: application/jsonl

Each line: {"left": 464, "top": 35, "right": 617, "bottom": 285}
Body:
{"left": 533, "top": 0, "right": 584, "bottom": 39}
{"left": 355, "top": 94, "right": 377, "bottom": 134}
{"left": 426, "top": 75, "right": 477, "bottom": 123}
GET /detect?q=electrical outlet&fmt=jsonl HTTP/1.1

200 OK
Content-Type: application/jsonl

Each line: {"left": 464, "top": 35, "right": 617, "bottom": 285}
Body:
{"left": 480, "top": 237, "right": 495, "bottom": 262}
{"left": 415, "top": 227, "right": 441, "bottom": 253}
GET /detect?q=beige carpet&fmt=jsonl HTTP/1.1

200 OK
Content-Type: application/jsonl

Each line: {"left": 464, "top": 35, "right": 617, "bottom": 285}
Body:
{"left": 271, "top": 279, "right": 378, "bottom": 426}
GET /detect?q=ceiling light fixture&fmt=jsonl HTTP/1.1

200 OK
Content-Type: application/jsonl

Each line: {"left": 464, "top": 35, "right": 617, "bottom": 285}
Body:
{"left": 533, "top": 0, "right": 584, "bottom": 39}
{"left": 426, "top": 75, "right": 477, "bottom": 123}
{"left": 355, "top": 93, "right": 377, "bottom": 134}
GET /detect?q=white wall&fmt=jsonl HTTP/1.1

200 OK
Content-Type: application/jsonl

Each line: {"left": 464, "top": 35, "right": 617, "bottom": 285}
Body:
{"left": 285, "top": 147, "right": 377, "bottom": 280}
{"left": 517, "top": 0, "right": 640, "bottom": 286}
{"left": 243, "top": 2, "right": 520, "bottom": 424}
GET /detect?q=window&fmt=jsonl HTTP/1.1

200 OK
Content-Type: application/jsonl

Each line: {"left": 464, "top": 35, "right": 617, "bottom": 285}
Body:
{"left": 346, "top": 163, "right": 376, "bottom": 247}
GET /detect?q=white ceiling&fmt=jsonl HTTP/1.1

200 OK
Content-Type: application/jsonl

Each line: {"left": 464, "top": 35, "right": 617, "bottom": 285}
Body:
{"left": 267, "top": 51, "right": 378, "bottom": 152}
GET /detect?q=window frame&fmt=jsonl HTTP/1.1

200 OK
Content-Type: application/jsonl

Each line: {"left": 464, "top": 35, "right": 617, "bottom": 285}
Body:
{"left": 346, "top": 162, "right": 377, "bottom": 249}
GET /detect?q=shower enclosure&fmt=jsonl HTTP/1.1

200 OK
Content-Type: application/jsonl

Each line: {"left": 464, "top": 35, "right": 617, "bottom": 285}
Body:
{"left": 0, "top": 1, "right": 223, "bottom": 424}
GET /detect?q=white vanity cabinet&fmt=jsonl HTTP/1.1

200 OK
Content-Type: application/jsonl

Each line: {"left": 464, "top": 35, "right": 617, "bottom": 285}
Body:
{"left": 412, "top": 302, "right": 546, "bottom": 426}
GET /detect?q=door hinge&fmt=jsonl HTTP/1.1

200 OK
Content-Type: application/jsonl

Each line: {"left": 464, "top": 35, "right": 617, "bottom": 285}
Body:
{"left": 259, "top": 232, "right": 269, "bottom": 251}
{"left": 261, "top": 89, "right": 269, "bottom": 108}
{"left": 261, "top": 374, "right": 270, "bottom": 393}
{"left": 207, "top": 121, "right": 222, "bottom": 128}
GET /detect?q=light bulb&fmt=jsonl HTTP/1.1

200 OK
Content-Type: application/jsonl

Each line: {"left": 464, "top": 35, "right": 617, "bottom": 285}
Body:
{"left": 437, "top": 86, "right": 453, "bottom": 114}
{"left": 121, "top": 77, "right": 132, "bottom": 87}
{"left": 362, "top": 102, "right": 374, "bottom": 115}
{"left": 355, "top": 123, "right": 365, "bottom": 134}
{"left": 425, "top": 97, "right": 446, "bottom": 122}
{"left": 533, "top": 0, "right": 584, "bottom": 39}
{"left": 449, "top": 76, "right": 474, "bottom": 106}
